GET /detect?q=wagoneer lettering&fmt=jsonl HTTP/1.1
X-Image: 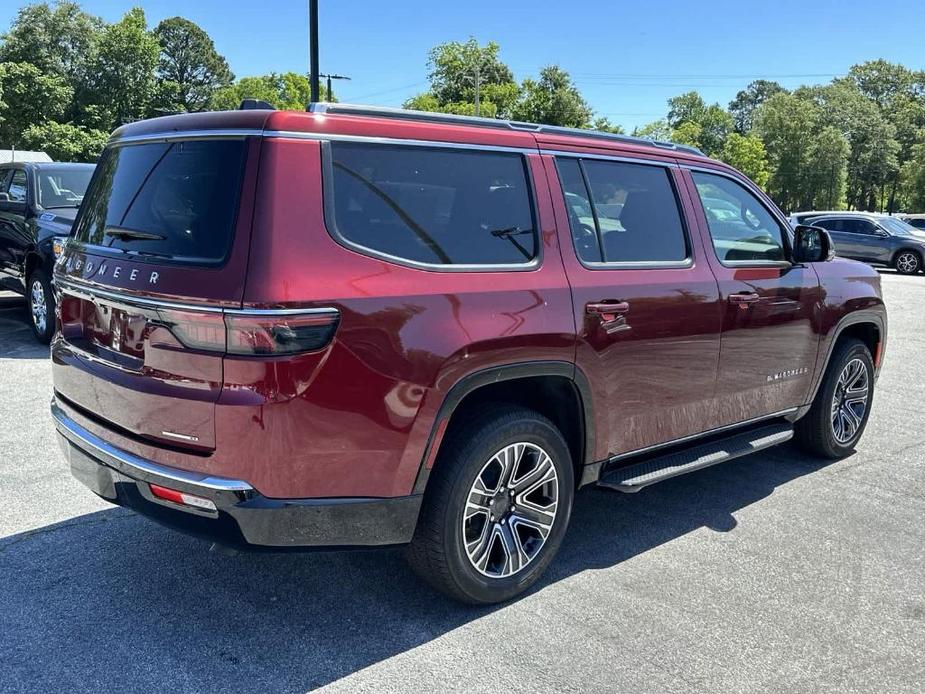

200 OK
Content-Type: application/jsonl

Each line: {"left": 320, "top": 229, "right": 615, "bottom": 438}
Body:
{"left": 50, "top": 103, "right": 887, "bottom": 604}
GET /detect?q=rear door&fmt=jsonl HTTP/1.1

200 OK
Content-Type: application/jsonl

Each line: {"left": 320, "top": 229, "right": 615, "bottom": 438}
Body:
{"left": 684, "top": 168, "right": 820, "bottom": 425}
{"left": 545, "top": 152, "right": 723, "bottom": 460}
{"left": 53, "top": 136, "right": 260, "bottom": 451}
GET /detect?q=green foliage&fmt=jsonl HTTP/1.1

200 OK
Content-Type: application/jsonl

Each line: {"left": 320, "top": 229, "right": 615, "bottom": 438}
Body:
{"left": 83, "top": 8, "right": 160, "bottom": 130}
{"left": 666, "top": 91, "right": 732, "bottom": 156}
{"left": 901, "top": 142, "right": 925, "bottom": 211}
{"left": 719, "top": 133, "right": 771, "bottom": 188}
{"left": 511, "top": 66, "right": 592, "bottom": 128}
{"left": 0, "top": 61, "right": 72, "bottom": 146}
{"left": 728, "top": 80, "right": 786, "bottom": 133}
{"left": 753, "top": 92, "right": 819, "bottom": 211}
{"left": 153, "top": 17, "right": 233, "bottom": 113}
{"left": 20, "top": 120, "right": 107, "bottom": 161}
{"left": 592, "top": 117, "right": 624, "bottom": 135}
{"left": 805, "top": 127, "right": 850, "bottom": 210}
{"left": 632, "top": 119, "right": 672, "bottom": 140}
{"left": 211, "top": 72, "right": 334, "bottom": 111}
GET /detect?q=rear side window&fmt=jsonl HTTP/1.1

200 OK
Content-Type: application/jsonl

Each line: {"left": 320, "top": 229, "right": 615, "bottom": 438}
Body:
{"left": 325, "top": 142, "right": 536, "bottom": 267}
{"left": 73, "top": 140, "right": 246, "bottom": 266}
{"left": 557, "top": 157, "right": 688, "bottom": 265}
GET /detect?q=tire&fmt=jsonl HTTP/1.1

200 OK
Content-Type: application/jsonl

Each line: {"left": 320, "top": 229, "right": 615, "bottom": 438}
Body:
{"left": 795, "top": 338, "right": 874, "bottom": 459}
{"left": 26, "top": 268, "right": 55, "bottom": 344}
{"left": 894, "top": 250, "right": 921, "bottom": 275}
{"left": 406, "top": 405, "right": 574, "bottom": 604}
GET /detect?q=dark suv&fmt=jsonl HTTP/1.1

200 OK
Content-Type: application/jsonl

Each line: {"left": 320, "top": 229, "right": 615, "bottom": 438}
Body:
{"left": 804, "top": 212, "right": 925, "bottom": 275}
{"left": 0, "top": 161, "right": 95, "bottom": 341}
{"left": 50, "top": 105, "right": 886, "bottom": 604}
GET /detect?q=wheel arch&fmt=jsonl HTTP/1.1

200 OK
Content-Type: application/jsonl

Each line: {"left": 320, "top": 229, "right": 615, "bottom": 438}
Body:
{"left": 412, "top": 361, "right": 594, "bottom": 495}
{"left": 806, "top": 311, "right": 886, "bottom": 409}
{"left": 892, "top": 247, "right": 922, "bottom": 268}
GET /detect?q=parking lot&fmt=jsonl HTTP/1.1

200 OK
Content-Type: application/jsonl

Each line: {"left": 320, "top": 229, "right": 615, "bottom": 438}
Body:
{"left": 1, "top": 272, "right": 923, "bottom": 693}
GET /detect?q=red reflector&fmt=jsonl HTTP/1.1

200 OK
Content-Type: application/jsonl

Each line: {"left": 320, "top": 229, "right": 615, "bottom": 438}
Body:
{"left": 874, "top": 340, "right": 883, "bottom": 367}
{"left": 149, "top": 483, "right": 217, "bottom": 511}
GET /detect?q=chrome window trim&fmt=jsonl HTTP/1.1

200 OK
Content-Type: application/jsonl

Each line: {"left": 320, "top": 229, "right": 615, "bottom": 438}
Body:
{"left": 109, "top": 129, "right": 261, "bottom": 146}
{"left": 553, "top": 155, "right": 694, "bottom": 271}
{"left": 56, "top": 277, "right": 339, "bottom": 317}
{"left": 52, "top": 401, "right": 254, "bottom": 492}
{"left": 319, "top": 140, "right": 542, "bottom": 273}
{"left": 267, "top": 130, "right": 539, "bottom": 155}
{"left": 541, "top": 149, "right": 679, "bottom": 168}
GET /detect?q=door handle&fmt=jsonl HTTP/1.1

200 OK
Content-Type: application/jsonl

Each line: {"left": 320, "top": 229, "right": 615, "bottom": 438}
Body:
{"left": 728, "top": 292, "right": 761, "bottom": 308}
{"left": 586, "top": 301, "right": 630, "bottom": 317}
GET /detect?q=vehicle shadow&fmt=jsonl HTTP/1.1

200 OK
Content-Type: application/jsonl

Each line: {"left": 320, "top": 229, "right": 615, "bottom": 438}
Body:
{"left": 1, "top": 443, "right": 839, "bottom": 693}
{"left": 0, "top": 293, "right": 47, "bottom": 360}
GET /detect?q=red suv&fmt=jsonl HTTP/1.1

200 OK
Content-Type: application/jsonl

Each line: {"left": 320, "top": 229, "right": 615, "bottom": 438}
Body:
{"left": 51, "top": 104, "right": 887, "bottom": 604}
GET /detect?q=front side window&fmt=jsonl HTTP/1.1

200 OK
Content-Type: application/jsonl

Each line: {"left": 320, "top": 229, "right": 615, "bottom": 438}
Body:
{"left": 557, "top": 157, "right": 688, "bottom": 265}
{"left": 326, "top": 142, "right": 536, "bottom": 267}
{"left": 8, "top": 170, "right": 28, "bottom": 202}
{"left": 693, "top": 172, "right": 786, "bottom": 263}
{"left": 814, "top": 218, "right": 844, "bottom": 232}
{"left": 37, "top": 167, "right": 94, "bottom": 210}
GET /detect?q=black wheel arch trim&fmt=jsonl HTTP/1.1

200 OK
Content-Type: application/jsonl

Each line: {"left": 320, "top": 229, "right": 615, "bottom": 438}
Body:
{"left": 806, "top": 309, "right": 886, "bottom": 407}
{"left": 412, "top": 360, "right": 594, "bottom": 494}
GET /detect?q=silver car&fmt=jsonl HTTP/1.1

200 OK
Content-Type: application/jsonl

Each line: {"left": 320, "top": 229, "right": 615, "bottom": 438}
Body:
{"left": 799, "top": 212, "right": 925, "bottom": 274}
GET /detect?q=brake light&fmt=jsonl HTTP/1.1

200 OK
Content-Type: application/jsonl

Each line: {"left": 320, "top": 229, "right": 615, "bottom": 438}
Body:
{"left": 157, "top": 307, "right": 339, "bottom": 355}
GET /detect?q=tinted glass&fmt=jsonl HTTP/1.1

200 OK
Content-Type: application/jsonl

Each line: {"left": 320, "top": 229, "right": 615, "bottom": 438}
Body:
{"left": 581, "top": 160, "right": 687, "bottom": 263}
{"left": 328, "top": 143, "right": 535, "bottom": 266}
{"left": 73, "top": 140, "right": 246, "bottom": 265}
{"left": 693, "top": 172, "right": 786, "bottom": 263}
{"left": 840, "top": 219, "right": 877, "bottom": 235}
{"left": 8, "top": 170, "right": 27, "bottom": 202}
{"left": 879, "top": 217, "right": 917, "bottom": 235}
{"left": 556, "top": 158, "right": 602, "bottom": 263}
{"left": 37, "top": 167, "right": 94, "bottom": 209}
{"left": 814, "top": 218, "right": 844, "bottom": 232}
{"left": 909, "top": 219, "right": 925, "bottom": 229}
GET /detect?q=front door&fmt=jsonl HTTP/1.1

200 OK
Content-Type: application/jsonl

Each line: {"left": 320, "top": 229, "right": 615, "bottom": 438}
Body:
{"left": 684, "top": 168, "right": 820, "bottom": 425}
{"left": 544, "top": 153, "right": 724, "bottom": 461}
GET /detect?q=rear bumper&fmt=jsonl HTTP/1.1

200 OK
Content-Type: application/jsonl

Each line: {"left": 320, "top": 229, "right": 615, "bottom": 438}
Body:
{"left": 51, "top": 400, "right": 422, "bottom": 549}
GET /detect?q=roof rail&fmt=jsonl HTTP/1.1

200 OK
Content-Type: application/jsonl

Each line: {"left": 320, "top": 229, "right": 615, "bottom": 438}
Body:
{"left": 308, "top": 102, "right": 706, "bottom": 157}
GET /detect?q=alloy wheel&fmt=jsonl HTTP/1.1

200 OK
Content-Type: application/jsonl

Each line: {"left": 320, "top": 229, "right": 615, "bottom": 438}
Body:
{"left": 896, "top": 252, "right": 919, "bottom": 274}
{"left": 830, "top": 357, "right": 870, "bottom": 444}
{"left": 30, "top": 279, "right": 47, "bottom": 334}
{"left": 462, "top": 442, "right": 559, "bottom": 579}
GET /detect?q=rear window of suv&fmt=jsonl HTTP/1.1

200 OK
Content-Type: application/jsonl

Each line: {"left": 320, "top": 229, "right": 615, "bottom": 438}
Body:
{"left": 325, "top": 142, "right": 536, "bottom": 267}
{"left": 73, "top": 139, "right": 246, "bottom": 266}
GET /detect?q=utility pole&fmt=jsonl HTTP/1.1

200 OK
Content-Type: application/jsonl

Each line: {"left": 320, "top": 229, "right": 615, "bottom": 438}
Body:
{"left": 309, "top": 0, "right": 320, "bottom": 103}
{"left": 319, "top": 73, "right": 351, "bottom": 101}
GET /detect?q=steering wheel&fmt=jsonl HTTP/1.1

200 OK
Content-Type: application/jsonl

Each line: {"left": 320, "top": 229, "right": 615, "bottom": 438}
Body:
{"left": 573, "top": 223, "right": 598, "bottom": 257}
{"left": 741, "top": 201, "right": 762, "bottom": 230}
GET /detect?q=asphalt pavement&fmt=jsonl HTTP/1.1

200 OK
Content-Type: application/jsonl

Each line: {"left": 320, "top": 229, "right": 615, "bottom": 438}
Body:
{"left": 1, "top": 274, "right": 923, "bottom": 693}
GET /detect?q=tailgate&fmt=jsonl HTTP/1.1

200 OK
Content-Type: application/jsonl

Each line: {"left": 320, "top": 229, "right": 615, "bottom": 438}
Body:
{"left": 52, "top": 135, "right": 260, "bottom": 452}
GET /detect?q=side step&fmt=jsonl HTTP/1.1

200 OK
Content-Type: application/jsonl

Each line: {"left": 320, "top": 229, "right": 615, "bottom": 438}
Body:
{"left": 597, "top": 422, "right": 793, "bottom": 493}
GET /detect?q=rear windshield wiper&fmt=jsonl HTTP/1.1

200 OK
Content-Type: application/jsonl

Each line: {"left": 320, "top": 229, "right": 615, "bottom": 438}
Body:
{"left": 103, "top": 226, "right": 166, "bottom": 242}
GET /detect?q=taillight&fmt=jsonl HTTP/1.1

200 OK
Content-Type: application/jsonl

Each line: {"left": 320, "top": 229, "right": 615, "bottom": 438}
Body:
{"left": 156, "top": 307, "right": 339, "bottom": 355}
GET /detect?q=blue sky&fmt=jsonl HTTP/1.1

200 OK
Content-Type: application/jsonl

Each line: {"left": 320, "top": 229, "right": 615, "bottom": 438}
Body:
{"left": 2, "top": 0, "right": 922, "bottom": 131}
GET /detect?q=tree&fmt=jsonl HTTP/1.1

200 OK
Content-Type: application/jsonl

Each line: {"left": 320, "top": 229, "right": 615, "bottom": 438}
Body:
{"left": 0, "top": 1, "right": 102, "bottom": 81}
{"left": 804, "top": 126, "right": 850, "bottom": 210}
{"left": 728, "top": 80, "right": 786, "bottom": 134}
{"left": 210, "top": 72, "right": 333, "bottom": 111}
{"left": 153, "top": 17, "right": 233, "bottom": 113}
{"left": 632, "top": 119, "right": 672, "bottom": 140}
{"left": 754, "top": 92, "right": 818, "bottom": 211}
{"left": 404, "top": 39, "right": 519, "bottom": 118}
{"left": 20, "top": 121, "right": 108, "bottom": 161}
{"left": 667, "top": 91, "right": 706, "bottom": 128}
{"left": 901, "top": 142, "right": 925, "bottom": 211}
{"left": 592, "top": 116, "right": 624, "bottom": 134}
{"left": 0, "top": 62, "right": 72, "bottom": 147}
{"left": 671, "top": 121, "right": 703, "bottom": 149}
{"left": 719, "top": 132, "right": 771, "bottom": 188}
{"left": 511, "top": 65, "right": 592, "bottom": 128}
{"left": 84, "top": 8, "right": 160, "bottom": 130}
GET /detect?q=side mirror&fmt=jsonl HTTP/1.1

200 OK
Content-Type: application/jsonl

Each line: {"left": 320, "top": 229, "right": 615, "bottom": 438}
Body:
{"left": 793, "top": 225, "right": 835, "bottom": 263}
{"left": 0, "top": 192, "right": 9, "bottom": 201}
